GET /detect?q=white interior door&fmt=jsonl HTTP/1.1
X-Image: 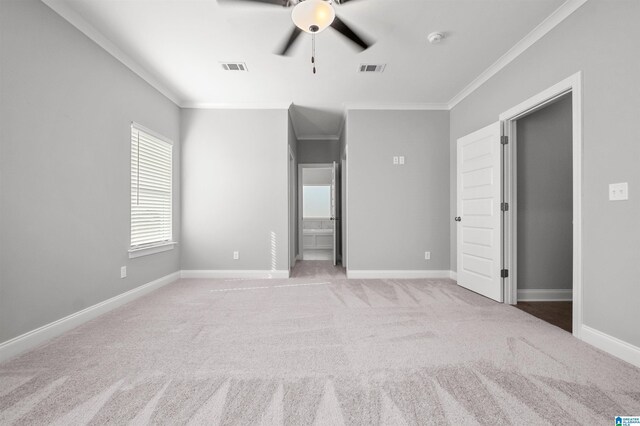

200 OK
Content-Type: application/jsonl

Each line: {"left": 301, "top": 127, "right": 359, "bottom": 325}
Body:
{"left": 456, "top": 122, "right": 503, "bottom": 302}
{"left": 331, "top": 161, "right": 338, "bottom": 266}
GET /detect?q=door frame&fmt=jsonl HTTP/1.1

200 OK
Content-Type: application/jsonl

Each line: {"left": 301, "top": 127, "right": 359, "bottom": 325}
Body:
{"left": 499, "top": 72, "right": 583, "bottom": 338}
{"left": 297, "top": 163, "right": 334, "bottom": 261}
{"left": 288, "top": 147, "right": 296, "bottom": 273}
{"left": 342, "top": 145, "right": 348, "bottom": 270}
{"left": 331, "top": 161, "right": 339, "bottom": 266}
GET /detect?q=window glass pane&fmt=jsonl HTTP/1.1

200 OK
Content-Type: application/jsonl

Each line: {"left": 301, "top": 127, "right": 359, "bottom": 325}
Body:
{"left": 303, "top": 185, "right": 331, "bottom": 218}
{"left": 131, "top": 125, "right": 172, "bottom": 248}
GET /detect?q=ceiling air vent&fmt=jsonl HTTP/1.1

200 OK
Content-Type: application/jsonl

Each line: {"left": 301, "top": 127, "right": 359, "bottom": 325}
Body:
{"left": 221, "top": 62, "right": 248, "bottom": 71}
{"left": 359, "top": 64, "right": 386, "bottom": 73}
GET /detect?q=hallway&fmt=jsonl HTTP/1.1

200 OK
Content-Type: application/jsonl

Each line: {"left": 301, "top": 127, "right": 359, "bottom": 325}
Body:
{"left": 291, "top": 260, "right": 346, "bottom": 280}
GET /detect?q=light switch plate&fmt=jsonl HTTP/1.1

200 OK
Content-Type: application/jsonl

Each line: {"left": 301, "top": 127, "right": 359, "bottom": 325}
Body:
{"left": 609, "top": 182, "right": 629, "bottom": 201}
{"left": 393, "top": 156, "right": 399, "bottom": 165}
{"left": 399, "top": 156, "right": 405, "bottom": 165}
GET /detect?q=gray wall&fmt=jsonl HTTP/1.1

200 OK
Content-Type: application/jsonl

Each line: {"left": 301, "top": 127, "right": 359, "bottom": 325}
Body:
{"left": 0, "top": 0, "right": 181, "bottom": 343}
{"left": 181, "top": 109, "right": 289, "bottom": 272}
{"left": 449, "top": 1, "right": 640, "bottom": 345}
{"left": 303, "top": 168, "right": 332, "bottom": 185}
{"left": 517, "top": 95, "right": 573, "bottom": 290}
{"left": 297, "top": 140, "right": 340, "bottom": 164}
{"left": 347, "top": 110, "right": 450, "bottom": 271}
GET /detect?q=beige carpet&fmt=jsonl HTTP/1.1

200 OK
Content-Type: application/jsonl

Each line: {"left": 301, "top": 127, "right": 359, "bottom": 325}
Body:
{"left": 1, "top": 261, "right": 639, "bottom": 425}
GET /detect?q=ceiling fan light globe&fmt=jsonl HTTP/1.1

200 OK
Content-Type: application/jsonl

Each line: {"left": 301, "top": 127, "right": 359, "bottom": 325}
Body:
{"left": 291, "top": 0, "right": 335, "bottom": 34}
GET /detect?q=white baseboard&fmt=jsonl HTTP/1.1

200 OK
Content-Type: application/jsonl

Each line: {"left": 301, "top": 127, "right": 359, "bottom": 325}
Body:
{"left": 517, "top": 288, "right": 572, "bottom": 301}
{"left": 581, "top": 325, "right": 640, "bottom": 369}
{"left": 346, "top": 270, "right": 452, "bottom": 279}
{"left": 181, "top": 270, "right": 290, "bottom": 279}
{"left": 0, "top": 271, "right": 181, "bottom": 363}
{"left": 449, "top": 271, "right": 457, "bottom": 281}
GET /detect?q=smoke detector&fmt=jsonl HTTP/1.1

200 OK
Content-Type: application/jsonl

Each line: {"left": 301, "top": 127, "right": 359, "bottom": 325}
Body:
{"left": 428, "top": 32, "right": 445, "bottom": 44}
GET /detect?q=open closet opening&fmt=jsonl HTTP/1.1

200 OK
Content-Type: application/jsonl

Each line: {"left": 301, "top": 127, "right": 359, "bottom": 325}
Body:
{"left": 507, "top": 92, "right": 574, "bottom": 333}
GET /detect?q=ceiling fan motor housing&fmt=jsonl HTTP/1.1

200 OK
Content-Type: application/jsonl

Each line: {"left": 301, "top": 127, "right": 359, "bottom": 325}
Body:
{"left": 277, "top": 0, "right": 372, "bottom": 55}
{"left": 291, "top": 0, "right": 336, "bottom": 33}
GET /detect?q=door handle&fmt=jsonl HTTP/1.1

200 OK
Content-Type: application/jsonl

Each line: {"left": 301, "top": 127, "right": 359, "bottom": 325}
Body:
{"left": 454, "top": 217, "right": 462, "bottom": 222}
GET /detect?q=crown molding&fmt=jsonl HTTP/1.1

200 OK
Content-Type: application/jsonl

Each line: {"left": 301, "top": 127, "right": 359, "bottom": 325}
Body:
{"left": 43, "top": 0, "right": 589, "bottom": 116}
{"left": 297, "top": 135, "right": 340, "bottom": 141}
{"left": 447, "top": 0, "right": 589, "bottom": 109}
{"left": 42, "top": 0, "right": 182, "bottom": 106}
{"left": 182, "top": 102, "right": 293, "bottom": 109}
{"left": 343, "top": 102, "right": 449, "bottom": 111}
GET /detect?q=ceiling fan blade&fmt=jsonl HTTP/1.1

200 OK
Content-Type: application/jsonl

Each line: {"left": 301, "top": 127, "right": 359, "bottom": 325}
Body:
{"left": 217, "top": 0, "right": 289, "bottom": 7}
{"left": 330, "top": 16, "right": 371, "bottom": 51}
{"left": 277, "top": 26, "right": 303, "bottom": 55}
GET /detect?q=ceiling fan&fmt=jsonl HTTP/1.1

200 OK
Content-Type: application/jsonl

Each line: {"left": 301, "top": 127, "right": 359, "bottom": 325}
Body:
{"left": 218, "top": 0, "right": 373, "bottom": 56}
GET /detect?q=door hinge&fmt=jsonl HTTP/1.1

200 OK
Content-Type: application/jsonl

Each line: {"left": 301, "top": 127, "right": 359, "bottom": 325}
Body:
{"left": 501, "top": 202, "right": 509, "bottom": 212}
{"left": 501, "top": 135, "right": 509, "bottom": 145}
{"left": 501, "top": 269, "right": 509, "bottom": 278}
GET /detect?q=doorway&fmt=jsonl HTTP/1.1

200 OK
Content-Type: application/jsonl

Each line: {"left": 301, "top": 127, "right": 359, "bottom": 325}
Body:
{"left": 509, "top": 93, "right": 573, "bottom": 333}
{"left": 456, "top": 72, "right": 583, "bottom": 337}
{"left": 297, "top": 163, "right": 341, "bottom": 264}
{"left": 501, "top": 74, "right": 582, "bottom": 337}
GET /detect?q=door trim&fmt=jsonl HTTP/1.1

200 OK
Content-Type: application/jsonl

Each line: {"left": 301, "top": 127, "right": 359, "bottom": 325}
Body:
{"left": 331, "top": 161, "right": 339, "bottom": 266}
{"left": 499, "top": 71, "right": 583, "bottom": 338}
{"left": 343, "top": 145, "right": 349, "bottom": 272}
{"left": 288, "top": 147, "right": 296, "bottom": 273}
{"left": 297, "top": 163, "right": 334, "bottom": 262}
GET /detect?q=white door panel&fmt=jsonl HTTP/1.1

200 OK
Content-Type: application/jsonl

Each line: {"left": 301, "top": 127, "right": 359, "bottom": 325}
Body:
{"left": 457, "top": 122, "right": 503, "bottom": 302}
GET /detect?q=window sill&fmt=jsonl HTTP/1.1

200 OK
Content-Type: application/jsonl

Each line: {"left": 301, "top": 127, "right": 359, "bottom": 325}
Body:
{"left": 128, "top": 242, "right": 177, "bottom": 259}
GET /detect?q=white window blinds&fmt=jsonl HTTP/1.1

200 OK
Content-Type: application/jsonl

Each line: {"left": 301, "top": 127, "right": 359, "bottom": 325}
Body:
{"left": 131, "top": 124, "right": 173, "bottom": 249}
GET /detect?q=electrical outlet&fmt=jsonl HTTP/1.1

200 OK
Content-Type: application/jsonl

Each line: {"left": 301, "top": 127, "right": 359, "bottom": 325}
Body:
{"left": 609, "top": 182, "right": 628, "bottom": 201}
{"left": 233, "top": 251, "right": 239, "bottom": 260}
{"left": 393, "top": 156, "right": 399, "bottom": 165}
{"left": 120, "top": 266, "right": 127, "bottom": 279}
{"left": 424, "top": 251, "right": 431, "bottom": 260}
{"left": 399, "top": 156, "right": 405, "bottom": 165}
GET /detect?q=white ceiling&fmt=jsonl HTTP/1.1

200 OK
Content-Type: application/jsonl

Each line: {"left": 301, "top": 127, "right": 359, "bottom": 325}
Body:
{"left": 43, "top": 0, "right": 574, "bottom": 138}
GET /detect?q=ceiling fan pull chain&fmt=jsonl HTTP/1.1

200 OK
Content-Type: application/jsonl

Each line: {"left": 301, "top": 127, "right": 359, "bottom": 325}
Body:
{"left": 312, "top": 33, "right": 316, "bottom": 74}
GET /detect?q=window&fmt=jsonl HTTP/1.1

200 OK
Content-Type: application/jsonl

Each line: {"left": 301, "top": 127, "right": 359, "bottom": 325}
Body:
{"left": 129, "top": 123, "right": 174, "bottom": 258}
{"left": 303, "top": 185, "right": 331, "bottom": 218}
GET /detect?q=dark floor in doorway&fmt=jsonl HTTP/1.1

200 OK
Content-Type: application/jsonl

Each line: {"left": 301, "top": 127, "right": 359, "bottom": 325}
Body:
{"left": 515, "top": 301, "right": 572, "bottom": 333}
